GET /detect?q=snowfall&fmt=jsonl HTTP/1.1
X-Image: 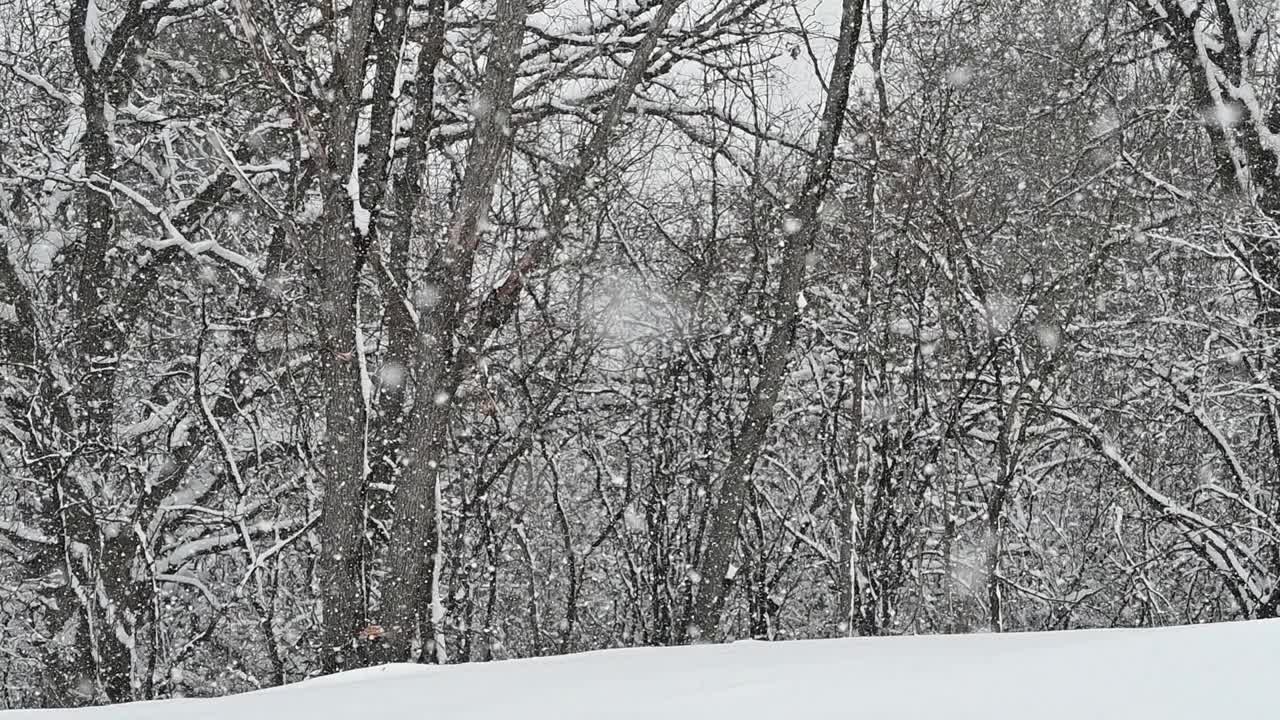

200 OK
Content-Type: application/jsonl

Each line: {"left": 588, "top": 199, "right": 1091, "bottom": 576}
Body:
{"left": 4, "top": 619, "right": 1276, "bottom": 718}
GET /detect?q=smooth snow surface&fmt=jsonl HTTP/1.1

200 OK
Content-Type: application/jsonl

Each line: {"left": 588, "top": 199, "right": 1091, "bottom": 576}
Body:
{"left": 6, "top": 620, "right": 1278, "bottom": 718}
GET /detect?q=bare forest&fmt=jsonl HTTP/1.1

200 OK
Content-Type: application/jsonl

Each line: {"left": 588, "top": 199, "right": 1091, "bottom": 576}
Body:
{"left": 3, "top": 0, "right": 1280, "bottom": 708}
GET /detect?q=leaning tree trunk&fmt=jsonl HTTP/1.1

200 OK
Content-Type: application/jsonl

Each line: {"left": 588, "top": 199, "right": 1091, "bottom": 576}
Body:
{"left": 686, "top": 0, "right": 867, "bottom": 642}
{"left": 375, "top": 0, "right": 688, "bottom": 663}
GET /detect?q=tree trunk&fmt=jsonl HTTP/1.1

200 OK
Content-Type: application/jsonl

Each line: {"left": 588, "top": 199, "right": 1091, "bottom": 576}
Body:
{"left": 686, "top": 0, "right": 866, "bottom": 642}
{"left": 313, "top": 0, "right": 380, "bottom": 674}
{"left": 376, "top": 0, "right": 529, "bottom": 663}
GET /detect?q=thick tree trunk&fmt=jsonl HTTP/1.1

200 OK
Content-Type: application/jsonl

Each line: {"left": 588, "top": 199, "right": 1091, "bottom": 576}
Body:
{"left": 313, "top": 0, "right": 380, "bottom": 674}
{"left": 376, "top": 0, "right": 530, "bottom": 663}
{"left": 315, "top": 293, "right": 368, "bottom": 672}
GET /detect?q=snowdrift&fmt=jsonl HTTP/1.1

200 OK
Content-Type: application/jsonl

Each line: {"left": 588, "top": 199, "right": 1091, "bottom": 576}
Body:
{"left": 6, "top": 619, "right": 1276, "bottom": 718}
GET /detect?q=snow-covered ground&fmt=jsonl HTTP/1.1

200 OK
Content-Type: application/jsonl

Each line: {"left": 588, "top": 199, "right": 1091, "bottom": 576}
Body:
{"left": 6, "top": 620, "right": 1276, "bottom": 718}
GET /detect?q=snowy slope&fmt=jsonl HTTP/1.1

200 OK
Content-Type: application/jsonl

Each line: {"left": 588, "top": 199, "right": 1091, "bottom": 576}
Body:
{"left": 6, "top": 620, "right": 1277, "bottom": 718}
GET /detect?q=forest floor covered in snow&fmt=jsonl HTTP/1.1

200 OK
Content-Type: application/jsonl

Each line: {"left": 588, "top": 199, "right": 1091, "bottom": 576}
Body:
{"left": 5, "top": 619, "right": 1275, "bottom": 718}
